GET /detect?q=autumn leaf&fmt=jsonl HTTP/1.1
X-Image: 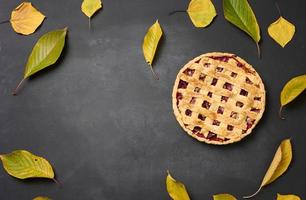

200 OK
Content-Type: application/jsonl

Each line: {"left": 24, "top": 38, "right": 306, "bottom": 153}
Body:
{"left": 187, "top": 0, "right": 217, "bottom": 28}
{"left": 243, "top": 139, "right": 292, "bottom": 198}
{"left": 0, "top": 150, "right": 55, "bottom": 181}
{"left": 277, "top": 194, "right": 301, "bottom": 200}
{"left": 142, "top": 20, "right": 163, "bottom": 80}
{"left": 268, "top": 17, "right": 295, "bottom": 48}
{"left": 10, "top": 2, "right": 45, "bottom": 35}
{"left": 213, "top": 194, "right": 237, "bottom": 200}
{"left": 33, "top": 197, "right": 52, "bottom": 200}
{"left": 279, "top": 75, "right": 306, "bottom": 119}
{"left": 12, "top": 27, "right": 68, "bottom": 95}
{"left": 223, "top": 0, "right": 261, "bottom": 57}
{"left": 166, "top": 171, "right": 190, "bottom": 200}
{"left": 81, "top": 0, "right": 102, "bottom": 29}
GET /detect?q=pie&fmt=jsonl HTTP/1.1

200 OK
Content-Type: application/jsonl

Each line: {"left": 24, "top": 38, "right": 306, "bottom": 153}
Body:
{"left": 172, "top": 52, "right": 266, "bottom": 145}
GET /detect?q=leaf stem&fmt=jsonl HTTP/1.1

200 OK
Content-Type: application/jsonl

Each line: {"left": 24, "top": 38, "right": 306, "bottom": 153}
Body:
{"left": 256, "top": 42, "right": 261, "bottom": 59}
{"left": 243, "top": 187, "right": 262, "bottom": 199}
{"left": 0, "top": 20, "right": 10, "bottom": 24}
{"left": 88, "top": 18, "right": 91, "bottom": 31}
{"left": 279, "top": 106, "right": 285, "bottom": 120}
{"left": 275, "top": 2, "right": 282, "bottom": 16}
{"left": 12, "top": 78, "right": 26, "bottom": 96}
{"left": 149, "top": 65, "right": 159, "bottom": 80}
{"left": 52, "top": 178, "right": 62, "bottom": 187}
{"left": 168, "top": 10, "right": 186, "bottom": 16}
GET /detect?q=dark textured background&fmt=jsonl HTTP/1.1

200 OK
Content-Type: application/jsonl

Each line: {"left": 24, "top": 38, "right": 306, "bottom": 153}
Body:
{"left": 0, "top": 0, "right": 305, "bottom": 199}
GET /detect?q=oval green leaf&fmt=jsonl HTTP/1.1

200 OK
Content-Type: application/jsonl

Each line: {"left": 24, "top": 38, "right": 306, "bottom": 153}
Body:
{"left": 213, "top": 194, "right": 237, "bottom": 200}
{"left": 223, "top": 0, "right": 261, "bottom": 56}
{"left": 166, "top": 171, "right": 190, "bottom": 200}
{"left": 12, "top": 27, "right": 68, "bottom": 95}
{"left": 142, "top": 20, "right": 163, "bottom": 79}
{"left": 0, "top": 150, "right": 55, "bottom": 180}
{"left": 268, "top": 17, "right": 295, "bottom": 48}
{"left": 187, "top": 0, "right": 217, "bottom": 28}
{"left": 279, "top": 75, "right": 306, "bottom": 118}
{"left": 277, "top": 194, "right": 301, "bottom": 200}
{"left": 244, "top": 139, "right": 292, "bottom": 198}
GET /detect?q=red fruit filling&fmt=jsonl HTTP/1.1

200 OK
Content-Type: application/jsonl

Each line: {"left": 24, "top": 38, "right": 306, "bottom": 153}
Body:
{"left": 185, "top": 109, "right": 192, "bottom": 116}
{"left": 211, "top": 78, "right": 218, "bottom": 86}
{"left": 217, "top": 106, "right": 224, "bottom": 114}
{"left": 223, "top": 82, "right": 233, "bottom": 91}
{"left": 178, "top": 80, "right": 188, "bottom": 89}
{"left": 202, "top": 100, "right": 211, "bottom": 109}
{"left": 176, "top": 92, "right": 183, "bottom": 105}
{"left": 183, "top": 68, "right": 195, "bottom": 76}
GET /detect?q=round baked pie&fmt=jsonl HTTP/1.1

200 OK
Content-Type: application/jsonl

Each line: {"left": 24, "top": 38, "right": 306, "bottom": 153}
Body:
{"left": 172, "top": 52, "right": 266, "bottom": 145}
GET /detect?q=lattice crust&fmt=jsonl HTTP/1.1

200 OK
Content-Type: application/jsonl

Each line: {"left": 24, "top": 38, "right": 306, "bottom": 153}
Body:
{"left": 172, "top": 52, "right": 266, "bottom": 145}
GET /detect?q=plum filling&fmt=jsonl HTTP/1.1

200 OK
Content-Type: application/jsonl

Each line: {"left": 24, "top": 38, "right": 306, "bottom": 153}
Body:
{"left": 178, "top": 80, "right": 188, "bottom": 89}
{"left": 183, "top": 68, "right": 195, "bottom": 76}
{"left": 217, "top": 106, "right": 224, "bottom": 114}
{"left": 246, "top": 77, "right": 253, "bottom": 84}
{"left": 251, "top": 108, "right": 260, "bottom": 113}
{"left": 202, "top": 100, "right": 211, "bottom": 109}
{"left": 190, "top": 97, "right": 196, "bottom": 104}
{"left": 231, "top": 72, "right": 237, "bottom": 78}
{"left": 176, "top": 92, "right": 183, "bottom": 105}
{"left": 209, "top": 56, "right": 231, "bottom": 62}
{"left": 185, "top": 109, "right": 192, "bottom": 116}
{"left": 211, "top": 78, "right": 218, "bottom": 86}
{"left": 199, "top": 73, "right": 206, "bottom": 81}
{"left": 240, "top": 89, "right": 248, "bottom": 96}
{"left": 246, "top": 117, "right": 255, "bottom": 129}
{"left": 230, "top": 112, "right": 238, "bottom": 119}
{"left": 236, "top": 101, "right": 244, "bottom": 108}
{"left": 223, "top": 82, "right": 233, "bottom": 91}
{"left": 221, "top": 96, "right": 229, "bottom": 103}
{"left": 227, "top": 125, "right": 234, "bottom": 131}
{"left": 198, "top": 114, "right": 206, "bottom": 121}
{"left": 254, "top": 97, "right": 261, "bottom": 101}
{"left": 207, "top": 92, "right": 212, "bottom": 98}
{"left": 213, "top": 120, "right": 220, "bottom": 126}
{"left": 216, "top": 67, "right": 224, "bottom": 72}
{"left": 194, "top": 87, "right": 201, "bottom": 93}
{"left": 192, "top": 126, "right": 202, "bottom": 134}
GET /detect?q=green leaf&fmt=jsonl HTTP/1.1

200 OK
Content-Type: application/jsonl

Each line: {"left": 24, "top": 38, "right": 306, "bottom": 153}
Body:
{"left": 279, "top": 75, "right": 306, "bottom": 118}
{"left": 166, "top": 171, "right": 190, "bottom": 200}
{"left": 187, "top": 0, "right": 217, "bottom": 28}
{"left": 12, "top": 28, "right": 68, "bottom": 95}
{"left": 142, "top": 20, "right": 163, "bottom": 80}
{"left": 0, "top": 150, "right": 55, "bottom": 180}
{"left": 223, "top": 0, "right": 261, "bottom": 56}
{"left": 213, "top": 194, "right": 237, "bottom": 200}
{"left": 33, "top": 197, "right": 52, "bottom": 200}
{"left": 277, "top": 194, "right": 301, "bottom": 200}
{"left": 244, "top": 139, "right": 292, "bottom": 198}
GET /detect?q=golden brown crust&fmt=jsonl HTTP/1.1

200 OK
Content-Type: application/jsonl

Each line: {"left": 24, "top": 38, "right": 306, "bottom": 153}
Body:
{"left": 172, "top": 52, "right": 266, "bottom": 145}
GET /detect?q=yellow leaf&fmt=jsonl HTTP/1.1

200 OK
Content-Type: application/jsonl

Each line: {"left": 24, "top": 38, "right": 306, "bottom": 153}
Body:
{"left": 10, "top": 2, "right": 45, "bottom": 35}
{"left": 213, "top": 194, "right": 237, "bottom": 200}
{"left": 166, "top": 171, "right": 190, "bottom": 200}
{"left": 268, "top": 17, "right": 295, "bottom": 48}
{"left": 33, "top": 197, "right": 52, "bottom": 200}
{"left": 81, "top": 0, "right": 102, "bottom": 18}
{"left": 142, "top": 20, "right": 163, "bottom": 79}
{"left": 187, "top": 0, "right": 217, "bottom": 28}
{"left": 0, "top": 150, "right": 55, "bottom": 180}
{"left": 277, "top": 194, "right": 301, "bottom": 200}
{"left": 244, "top": 139, "right": 292, "bottom": 198}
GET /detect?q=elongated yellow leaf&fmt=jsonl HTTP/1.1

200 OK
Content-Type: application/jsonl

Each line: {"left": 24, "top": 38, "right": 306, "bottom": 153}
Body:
{"left": 244, "top": 139, "right": 292, "bottom": 198}
{"left": 268, "top": 17, "right": 295, "bottom": 48}
{"left": 187, "top": 0, "right": 217, "bottom": 28}
{"left": 33, "top": 197, "right": 52, "bottom": 200}
{"left": 277, "top": 194, "right": 301, "bottom": 200}
{"left": 142, "top": 20, "right": 163, "bottom": 79}
{"left": 166, "top": 171, "right": 190, "bottom": 200}
{"left": 279, "top": 75, "right": 306, "bottom": 118}
{"left": 0, "top": 150, "right": 55, "bottom": 180}
{"left": 81, "top": 0, "right": 102, "bottom": 18}
{"left": 10, "top": 2, "right": 45, "bottom": 35}
{"left": 213, "top": 194, "right": 237, "bottom": 200}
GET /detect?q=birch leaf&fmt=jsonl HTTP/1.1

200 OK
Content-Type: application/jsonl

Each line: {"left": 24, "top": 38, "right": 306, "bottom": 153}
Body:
{"left": 33, "top": 197, "right": 52, "bottom": 200}
{"left": 0, "top": 150, "right": 55, "bottom": 180}
{"left": 268, "top": 17, "right": 295, "bottom": 48}
{"left": 223, "top": 0, "right": 261, "bottom": 56}
{"left": 244, "top": 139, "right": 292, "bottom": 198}
{"left": 279, "top": 75, "right": 306, "bottom": 119}
{"left": 12, "top": 27, "right": 68, "bottom": 95}
{"left": 142, "top": 20, "right": 163, "bottom": 79}
{"left": 166, "top": 171, "right": 190, "bottom": 200}
{"left": 277, "top": 194, "right": 301, "bottom": 200}
{"left": 187, "top": 0, "right": 217, "bottom": 28}
{"left": 213, "top": 194, "right": 237, "bottom": 200}
{"left": 10, "top": 2, "right": 45, "bottom": 35}
{"left": 81, "top": 0, "right": 102, "bottom": 18}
